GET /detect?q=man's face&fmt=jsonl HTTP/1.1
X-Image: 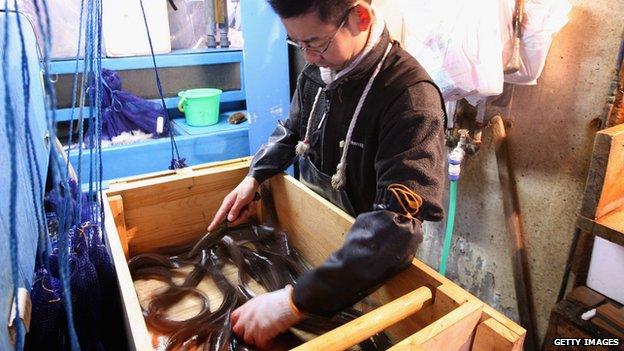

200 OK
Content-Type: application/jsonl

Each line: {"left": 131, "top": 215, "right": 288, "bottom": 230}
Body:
{"left": 282, "top": 9, "right": 358, "bottom": 71}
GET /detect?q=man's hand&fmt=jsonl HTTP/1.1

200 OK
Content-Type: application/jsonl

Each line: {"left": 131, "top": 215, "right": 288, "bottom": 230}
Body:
{"left": 208, "top": 176, "right": 260, "bottom": 231}
{"left": 231, "top": 285, "right": 303, "bottom": 349}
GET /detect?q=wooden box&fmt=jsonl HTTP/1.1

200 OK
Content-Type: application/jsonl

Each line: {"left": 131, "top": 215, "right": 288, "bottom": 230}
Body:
{"left": 578, "top": 123, "right": 624, "bottom": 246}
{"left": 103, "top": 158, "right": 525, "bottom": 350}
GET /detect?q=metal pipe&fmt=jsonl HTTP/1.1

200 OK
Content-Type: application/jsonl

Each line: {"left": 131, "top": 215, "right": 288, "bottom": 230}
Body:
{"left": 491, "top": 115, "right": 538, "bottom": 351}
{"left": 218, "top": 0, "right": 230, "bottom": 48}
{"left": 205, "top": 0, "right": 217, "bottom": 47}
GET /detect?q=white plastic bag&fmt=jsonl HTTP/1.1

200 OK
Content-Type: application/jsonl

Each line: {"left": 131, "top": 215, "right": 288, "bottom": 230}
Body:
{"left": 400, "top": 0, "right": 504, "bottom": 103}
{"left": 501, "top": 0, "right": 572, "bottom": 85}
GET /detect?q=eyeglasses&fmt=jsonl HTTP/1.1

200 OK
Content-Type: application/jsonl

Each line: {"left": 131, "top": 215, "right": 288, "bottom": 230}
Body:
{"left": 286, "top": 6, "right": 354, "bottom": 55}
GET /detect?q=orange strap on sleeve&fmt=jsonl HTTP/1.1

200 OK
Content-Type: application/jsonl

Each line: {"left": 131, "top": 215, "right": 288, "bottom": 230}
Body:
{"left": 387, "top": 183, "right": 423, "bottom": 219}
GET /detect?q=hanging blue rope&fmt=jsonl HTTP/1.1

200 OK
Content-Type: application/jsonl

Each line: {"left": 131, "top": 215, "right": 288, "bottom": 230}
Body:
{"left": 138, "top": 0, "right": 186, "bottom": 170}
{"left": 11, "top": 0, "right": 50, "bottom": 275}
{"left": 31, "top": 0, "right": 81, "bottom": 348}
{"left": 64, "top": 0, "right": 86, "bottom": 175}
{"left": 3, "top": 3, "right": 26, "bottom": 349}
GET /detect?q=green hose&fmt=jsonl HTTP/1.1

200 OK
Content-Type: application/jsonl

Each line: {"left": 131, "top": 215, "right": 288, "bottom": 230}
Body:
{"left": 439, "top": 180, "right": 458, "bottom": 276}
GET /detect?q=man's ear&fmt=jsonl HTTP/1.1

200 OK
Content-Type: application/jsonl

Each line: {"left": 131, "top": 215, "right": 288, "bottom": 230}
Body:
{"left": 354, "top": 4, "right": 373, "bottom": 31}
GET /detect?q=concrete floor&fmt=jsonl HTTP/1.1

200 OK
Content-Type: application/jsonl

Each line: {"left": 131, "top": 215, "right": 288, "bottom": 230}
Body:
{"left": 414, "top": 0, "right": 624, "bottom": 344}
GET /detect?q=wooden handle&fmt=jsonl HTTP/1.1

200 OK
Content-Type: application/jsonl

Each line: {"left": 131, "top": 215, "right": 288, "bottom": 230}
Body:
{"left": 504, "top": 0, "right": 525, "bottom": 74}
{"left": 293, "top": 286, "right": 433, "bottom": 351}
{"left": 504, "top": 38, "right": 521, "bottom": 74}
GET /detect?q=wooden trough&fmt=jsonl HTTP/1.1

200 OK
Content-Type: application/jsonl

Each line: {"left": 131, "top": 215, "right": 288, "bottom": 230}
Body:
{"left": 103, "top": 158, "right": 525, "bottom": 350}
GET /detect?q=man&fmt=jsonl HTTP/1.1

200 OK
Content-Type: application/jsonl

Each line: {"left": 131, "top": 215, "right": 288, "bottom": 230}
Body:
{"left": 208, "top": 0, "right": 446, "bottom": 348}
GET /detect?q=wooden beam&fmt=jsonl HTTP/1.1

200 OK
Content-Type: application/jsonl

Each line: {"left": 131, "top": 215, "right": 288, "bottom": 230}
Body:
{"left": 292, "top": 287, "right": 433, "bottom": 351}
{"left": 108, "top": 157, "right": 251, "bottom": 190}
{"left": 433, "top": 284, "right": 469, "bottom": 320}
{"left": 389, "top": 300, "right": 483, "bottom": 351}
{"left": 491, "top": 115, "right": 539, "bottom": 351}
{"left": 108, "top": 195, "right": 129, "bottom": 258}
{"left": 606, "top": 60, "right": 624, "bottom": 127}
{"left": 113, "top": 167, "right": 248, "bottom": 255}
{"left": 102, "top": 193, "right": 152, "bottom": 351}
{"left": 580, "top": 124, "right": 624, "bottom": 220}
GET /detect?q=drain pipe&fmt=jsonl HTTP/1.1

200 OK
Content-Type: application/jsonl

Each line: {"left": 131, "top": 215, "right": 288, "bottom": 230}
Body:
{"left": 439, "top": 129, "right": 468, "bottom": 276}
{"left": 218, "top": 0, "right": 230, "bottom": 48}
{"left": 205, "top": 0, "right": 217, "bottom": 47}
{"left": 491, "top": 115, "right": 538, "bottom": 351}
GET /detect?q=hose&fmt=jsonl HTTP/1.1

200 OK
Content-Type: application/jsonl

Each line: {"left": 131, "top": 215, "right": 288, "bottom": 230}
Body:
{"left": 439, "top": 180, "right": 458, "bottom": 276}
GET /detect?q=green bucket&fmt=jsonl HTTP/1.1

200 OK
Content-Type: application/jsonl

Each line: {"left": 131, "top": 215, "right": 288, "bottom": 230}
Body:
{"left": 177, "top": 88, "right": 223, "bottom": 126}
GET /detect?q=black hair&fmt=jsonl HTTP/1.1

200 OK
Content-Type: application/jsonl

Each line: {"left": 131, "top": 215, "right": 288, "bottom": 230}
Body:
{"left": 267, "top": 0, "right": 372, "bottom": 23}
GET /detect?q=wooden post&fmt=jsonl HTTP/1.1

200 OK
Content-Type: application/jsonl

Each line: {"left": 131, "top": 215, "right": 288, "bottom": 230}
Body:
{"left": 491, "top": 116, "right": 539, "bottom": 351}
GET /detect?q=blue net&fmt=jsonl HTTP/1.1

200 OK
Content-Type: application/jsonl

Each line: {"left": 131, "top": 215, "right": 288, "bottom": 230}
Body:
{"left": 24, "top": 268, "right": 63, "bottom": 351}
{"left": 98, "top": 68, "right": 168, "bottom": 141}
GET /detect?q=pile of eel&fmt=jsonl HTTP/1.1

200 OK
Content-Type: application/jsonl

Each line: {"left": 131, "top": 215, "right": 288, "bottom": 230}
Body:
{"left": 128, "top": 193, "right": 392, "bottom": 351}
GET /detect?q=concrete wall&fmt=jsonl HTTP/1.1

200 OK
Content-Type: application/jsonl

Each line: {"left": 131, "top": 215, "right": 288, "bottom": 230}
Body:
{"left": 402, "top": 0, "right": 624, "bottom": 344}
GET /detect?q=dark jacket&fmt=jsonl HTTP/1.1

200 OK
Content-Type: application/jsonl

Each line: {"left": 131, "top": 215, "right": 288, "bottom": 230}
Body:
{"left": 249, "top": 29, "right": 446, "bottom": 316}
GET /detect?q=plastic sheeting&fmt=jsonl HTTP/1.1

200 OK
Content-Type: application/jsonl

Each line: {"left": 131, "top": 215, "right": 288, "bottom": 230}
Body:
{"left": 11, "top": 0, "right": 89, "bottom": 59}
{"left": 386, "top": 0, "right": 571, "bottom": 104}
{"left": 167, "top": 0, "right": 243, "bottom": 50}
{"left": 501, "top": 0, "right": 572, "bottom": 85}
{"left": 401, "top": 0, "right": 504, "bottom": 104}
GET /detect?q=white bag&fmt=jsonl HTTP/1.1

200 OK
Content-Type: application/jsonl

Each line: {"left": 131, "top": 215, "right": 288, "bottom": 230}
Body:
{"left": 400, "top": 0, "right": 504, "bottom": 103}
{"left": 501, "top": 0, "right": 571, "bottom": 85}
{"left": 103, "top": 0, "right": 171, "bottom": 57}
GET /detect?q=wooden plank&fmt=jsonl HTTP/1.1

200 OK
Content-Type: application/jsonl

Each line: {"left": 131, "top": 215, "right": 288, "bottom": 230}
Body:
{"left": 293, "top": 287, "right": 433, "bottom": 351}
{"left": 389, "top": 300, "right": 483, "bottom": 351}
{"left": 409, "top": 255, "right": 526, "bottom": 340}
{"left": 119, "top": 167, "right": 248, "bottom": 256}
{"left": 473, "top": 318, "right": 523, "bottom": 351}
{"left": 108, "top": 195, "right": 129, "bottom": 259}
{"left": 267, "top": 175, "right": 354, "bottom": 268}
{"left": 581, "top": 124, "right": 624, "bottom": 219}
{"left": 596, "top": 209, "right": 624, "bottom": 242}
{"left": 433, "top": 284, "right": 469, "bottom": 320}
{"left": 566, "top": 286, "right": 606, "bottom": 308}
{"left": 107, "top": 162, "right": 249, "bottom": 209}
{"left": 596, "top": 124, "right": 624, "bottom": 218}
{"left": 102, "top": 193, "right": 152, "bottom": 351}
{"left": 108, "top": 157, "right": 252, "bottom": 190}
{"left": 572, "top": 230, "right": 595, "bottom": 287}
{"left": 606, "top": 61, "right": 624, "bottom": 127}
{"left": 591, "top": 317, "right": 624, "bottom": 339}
{"left": 595, "top": 303, "right": 624, "bottom": 331}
